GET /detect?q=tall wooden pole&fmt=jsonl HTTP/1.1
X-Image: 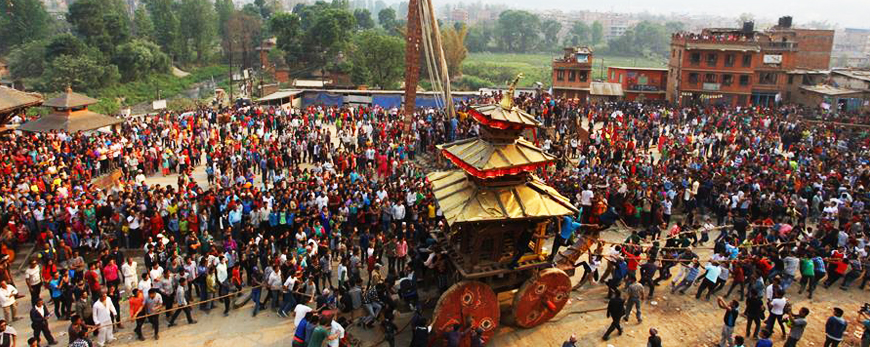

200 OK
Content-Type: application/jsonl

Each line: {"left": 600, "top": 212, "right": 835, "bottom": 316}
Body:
{"left": 402, "top": 0, "right": 422, "bottom": 128}
{"left": 424, "top": 0, "right": 454, "bottom": 119}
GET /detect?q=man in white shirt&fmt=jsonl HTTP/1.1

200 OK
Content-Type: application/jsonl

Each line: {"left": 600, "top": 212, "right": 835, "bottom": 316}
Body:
{"left": 0, "top": 281, "right": 18, "bottom": 322}
{"left": 24, "top": 261, "right": 42, "bottom": 306}
{"left": 149, "top": 263, "right": 164, "bottom": 283}
{"left": 138, "top": 273, "right": 152, "bottom": 294}
{"left": 93, "top": 291, "right": 117, "bottom": 346}
{"left": 121, "top": 259, "right": 138, "bottom": 297}
{"left": 327, "top": 318, "right": 346, "bottom": 347}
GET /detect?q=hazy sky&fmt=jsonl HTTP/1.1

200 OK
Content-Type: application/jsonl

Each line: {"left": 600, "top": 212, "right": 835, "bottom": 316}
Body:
{"left": 439, "top": 0, "right": 869, "bottom": 28}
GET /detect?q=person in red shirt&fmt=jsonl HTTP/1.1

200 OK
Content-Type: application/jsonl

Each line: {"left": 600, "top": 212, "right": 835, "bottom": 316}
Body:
{"left": 84, "top": 262, "right": 101, "bottom": 298}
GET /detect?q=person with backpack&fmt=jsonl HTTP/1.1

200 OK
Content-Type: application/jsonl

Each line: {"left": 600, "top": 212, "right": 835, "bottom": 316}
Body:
{"left": 606, "top": 258, "right": 627, "bottom": 299}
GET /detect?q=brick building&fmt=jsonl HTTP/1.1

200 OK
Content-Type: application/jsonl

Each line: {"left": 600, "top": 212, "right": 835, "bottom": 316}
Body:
{"left": 607, "top": 66, "right": 668, "bottom": 101}
{"left": 667, "top": 17, "right": 834, "bottom": 107}
{"left": 551, "top": 47, "right": 593, "bottom": 101}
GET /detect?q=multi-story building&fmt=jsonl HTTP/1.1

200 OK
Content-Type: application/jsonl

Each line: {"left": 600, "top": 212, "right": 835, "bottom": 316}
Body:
{"left": 450, "top": 8, "right": 468, "bottom": 23}
{"left": 667, "top": 17, "right": 834, "bottom": 107}
{"left": 607, "top": 67, "right": 668, "bottom": 101}
{"left": 551, "top": 47, "right": 593, "bottom": 101}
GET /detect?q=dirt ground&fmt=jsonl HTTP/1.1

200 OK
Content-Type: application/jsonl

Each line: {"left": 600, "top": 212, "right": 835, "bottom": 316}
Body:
{"left": 6, "top": 121, "right": 868, "bottom": 347}
{"left": 5, "top": 223, "right": 869, "bottom": 347}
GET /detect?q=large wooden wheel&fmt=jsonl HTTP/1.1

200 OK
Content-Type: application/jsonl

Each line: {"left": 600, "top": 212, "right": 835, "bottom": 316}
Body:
{"left": 431, "top": 281, "right": 500, "bottom": 347}
{"left": 512, "top": 267, "right": 572, "bottom": 328}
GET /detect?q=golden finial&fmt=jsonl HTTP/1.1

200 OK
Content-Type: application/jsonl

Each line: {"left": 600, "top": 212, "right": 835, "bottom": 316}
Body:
{"left": 499, "top": 73, "right": 523, "bottom": 110}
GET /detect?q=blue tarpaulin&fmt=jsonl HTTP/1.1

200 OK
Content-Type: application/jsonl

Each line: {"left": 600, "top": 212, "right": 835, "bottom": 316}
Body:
{"left": 372, "top": 95, "right": 402, "bottom": 109}
{"left": 302, "top": 92, "right": 343, "bottom": 107}
{"left": 415, "top": 95, "right": 474, "bottom": 109}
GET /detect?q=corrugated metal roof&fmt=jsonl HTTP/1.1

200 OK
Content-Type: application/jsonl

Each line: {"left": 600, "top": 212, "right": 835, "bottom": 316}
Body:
{"left": 437, "top": 137, "right": 555, "bottom": 173}
{"left": 0, "top": 86, "right": 43, "bottom": 114}
{"left": 256, "top": 90, "right": 302, "bottom": 102}
{"left": 427, "top": 171, "right": 578, "bottom": 225}
{"left": 832, "top": 69, "right": 870, "bottom": 83}
{"left": 293, "top": 80, "right": 327, "bottom": 88}
{"left": 800, "top": 84, "right": 863, "bottom": 96}
{"left": 590, "top": 82, "right": 624, "bottom": 97}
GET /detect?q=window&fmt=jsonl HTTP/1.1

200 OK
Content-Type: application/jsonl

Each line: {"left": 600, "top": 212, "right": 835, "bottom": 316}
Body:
{"left": 619, "top": 74, "right": 623, "bottom": 83}
{"left": 568, "top": 70, "right": 576, "bottom": 82}
{"left": 557, "top": 70, "right": 564, "bottom": 81}
{"left": 759, "top": 72, "right": 778, "bottom": 85}
{"left": 704, "top": 73, "right": 717, "bottom": 83}
{"left": 688, "top": 73, "right": 699, "bottom": 84}
{"left": 579, "top": 71, "right": 588, "bottom": 82}
{"left": 742, "top": 54, "right": 752, "bottom": 67}
{"left": 737, "top": 95, "right": 747, "bottom": 105}
{"left": 672, "top": 49, "right": 675, "bottom": 58}
{"left": 611, "top": 71, "right": 616, "bottom": 80}
{"left": 690, "top": 52, "right": 701, "bottom": 65}
{"left": 722, "top": 74, "right": 733, "bottom": 86}
{"left": 788, "top": 75, "right": 794, "bottom": 85}
{"left": 706, "top": 53, "right": 718, "bottom": 67}
{"left": 739, "top": 75, "right": 750, "bottom": 86}
{"left": 724, "top": 54, "right": 735, "bottom": 67}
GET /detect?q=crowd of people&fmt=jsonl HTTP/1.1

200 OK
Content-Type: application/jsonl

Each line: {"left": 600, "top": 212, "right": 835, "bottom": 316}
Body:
{"left": 0, "top": 90, "right": 868, "bottom": 347}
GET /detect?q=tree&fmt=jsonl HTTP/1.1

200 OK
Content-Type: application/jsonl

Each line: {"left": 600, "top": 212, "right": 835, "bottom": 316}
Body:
{"left": 354, "top": 9, "right": 375, "bottom": 30}
{"left": 591, "top": 21, "right": 603, "bottom": 45}
{"left": 540, "top": 19, "right": 562, "bottom": 50}
{"left": 0, "top": 0, "right": 51, "bottom": 54}
{"left": 6, "top": 40, "right": 49, "bottom": 80}
{"left": 215, "top": 0, "right": 234, "bottom": 39}
{"left": 270, "top": 12, "right": 303, "bottom": 66}
{"left": 180, "top": 0, "right": 217, "bottom": 63}
{"left": 442, "top": 25, "right": 468, "bottom": 77}
{"left": 224, "top": 11, "right": 262, "bottom": 70}
{"left": 147, "top": 0, "right": 183, "bottom": 61}
{"left": 348, "top": 30, "right": 404, "bottom": 88}
{"left": 465, "top": 24, "right": 492, "bottom": 52}
{"left": 606, "top": 21, "right": 670, "bottom": 57}
{"left": 132, "top": 6, "right": 155, "bottom": 40}
{"left": 113, "top": 39, "right": 171, "bottom": 81}
{"left": 378, "top": 7, "right": 396, "bottom": 30}
{"left": 67, "top": 0, "right": 131, "bottom": 55}
{"left": 303, "top": 7, "right": 355, "bottom": 68}
{"left": 564, "top": 21, "right": 590, "bottom": 47}
{"left": 496, "top": 10, "right": 540, "bottom": 53}
{"left": 45, "top": 34, "right": 89, "bottom": 62}
{"left": 665, "top": 21, "right": 685, "bottom": 34}
{"left": 40, "top": 54, "right": 120, "bottom": 92}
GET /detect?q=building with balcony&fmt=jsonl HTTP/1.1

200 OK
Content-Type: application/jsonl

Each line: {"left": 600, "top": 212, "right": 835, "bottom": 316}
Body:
{"left": 667, "top": 17, "right": 834, "bottom": 107}
{"left": 551, "top": 47, "right": 593, "bottom": 101}
{"left": 607, "top": 66, "right": 668, "bottom": 101}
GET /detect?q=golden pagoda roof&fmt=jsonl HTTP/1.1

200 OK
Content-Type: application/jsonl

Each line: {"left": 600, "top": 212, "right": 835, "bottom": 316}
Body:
{"left": 43, "top": 87, "right": 99, "bottom": 109}
{"left": 469, "top": 104, "right": 540, "bottom": 129}
{"left": 437, "top": 137, "right": 555, "bottom": 178}
{"left": 428, "top": 170, "right": 578, "bottom": 225}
